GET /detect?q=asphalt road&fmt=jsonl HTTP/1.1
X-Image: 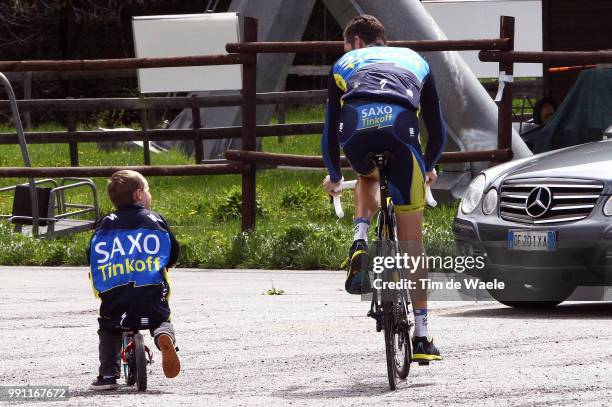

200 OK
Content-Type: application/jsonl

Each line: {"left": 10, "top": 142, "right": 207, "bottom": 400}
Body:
{"left": 1, "top": 267, "right": 611, "bottom": 406}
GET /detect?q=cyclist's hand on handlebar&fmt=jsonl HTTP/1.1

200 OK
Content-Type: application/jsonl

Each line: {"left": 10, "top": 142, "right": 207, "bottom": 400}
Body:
{"left": 425, "top": 169, "right": 438, "bottom": 186}
{"left": 323, "top": 175, "right": 344, "bottom": 197}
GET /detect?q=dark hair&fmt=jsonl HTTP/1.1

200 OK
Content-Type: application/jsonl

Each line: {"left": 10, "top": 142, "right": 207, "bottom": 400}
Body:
{"left": 107, "top": 170, "right": 146, "bottom": 208}
{"left": 343, "top": 15, "right": 387, "bottom": 47}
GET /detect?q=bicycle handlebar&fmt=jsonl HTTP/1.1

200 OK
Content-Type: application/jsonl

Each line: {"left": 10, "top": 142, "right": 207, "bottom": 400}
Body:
{"left": 425, "top": 182, "right": 438, "bottom": 208}
{"left": 332, "top": 180, "right": 357, "bottom": 218}
{"left": 332, "top": 179, "right": 437, "bottom": 219}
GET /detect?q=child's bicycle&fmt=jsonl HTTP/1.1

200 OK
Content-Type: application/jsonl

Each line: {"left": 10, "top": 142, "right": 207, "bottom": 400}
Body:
{"left": 121, "top": 329, "right": 153, "bottom": 391}
{"left": 332, "top": 153, "right": 436, "bottom": 390}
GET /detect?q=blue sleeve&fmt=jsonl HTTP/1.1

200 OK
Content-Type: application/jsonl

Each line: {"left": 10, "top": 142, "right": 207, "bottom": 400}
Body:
{"left": 322, "top": 71, "right": 343, "bottom": 183}
{"left": 420, "top": 72, "right": 447, "bottom": 172}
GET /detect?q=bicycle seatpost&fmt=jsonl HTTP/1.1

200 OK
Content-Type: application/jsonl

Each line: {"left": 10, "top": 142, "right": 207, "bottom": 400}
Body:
{"left": 366, "top": 152, "right": 394, "bottom": 172}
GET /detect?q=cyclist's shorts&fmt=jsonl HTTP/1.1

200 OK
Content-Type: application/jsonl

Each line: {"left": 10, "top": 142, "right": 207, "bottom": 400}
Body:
{"left": 338, "top": 101, "right": 426, "bottom": 213}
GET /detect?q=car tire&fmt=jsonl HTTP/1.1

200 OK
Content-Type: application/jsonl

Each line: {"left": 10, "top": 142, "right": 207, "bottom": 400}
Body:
{"left": 486, "top": 279, "right": 576, "bottom": 309}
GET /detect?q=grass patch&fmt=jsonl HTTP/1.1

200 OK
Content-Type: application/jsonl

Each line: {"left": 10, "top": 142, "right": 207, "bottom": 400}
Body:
{"left": 263, "top": 283, "right": 285, "bottom": 296}
{"left": 0, "top": 107, "right": 458, "bottom": 269}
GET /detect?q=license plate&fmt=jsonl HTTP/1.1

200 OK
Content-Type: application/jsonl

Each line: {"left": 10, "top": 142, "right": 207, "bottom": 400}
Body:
{"left": 508, "top": 230, "right": 556, "bottom": 251}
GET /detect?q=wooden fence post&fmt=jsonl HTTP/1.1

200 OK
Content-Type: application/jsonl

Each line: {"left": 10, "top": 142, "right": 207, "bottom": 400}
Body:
{"left": 241, "top": 17, "right": 258, "bottom": 232}
{"left": 497, "top": 16, "right": 515, "bottom": 158}
{"left": 23, "top": 71, "right": 32, "bottom": 130}
{"left": 140, "top": 101, "right": 151, "bottom": 165}
{"left": 66, "top": 97, "right": 78, "bottom": 167}
{"left": 192, "top": 95, "right": 204, "bottom": 164}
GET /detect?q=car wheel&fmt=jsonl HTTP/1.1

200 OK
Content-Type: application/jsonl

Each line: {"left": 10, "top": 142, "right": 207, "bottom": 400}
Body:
{"left": 486, "top": 279, "right": 576, "bottom": 309}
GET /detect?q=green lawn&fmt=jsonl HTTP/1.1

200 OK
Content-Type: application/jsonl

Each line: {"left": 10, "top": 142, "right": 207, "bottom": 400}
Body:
{"left": 0, "top": 107, "right": 458, "bottom": 269}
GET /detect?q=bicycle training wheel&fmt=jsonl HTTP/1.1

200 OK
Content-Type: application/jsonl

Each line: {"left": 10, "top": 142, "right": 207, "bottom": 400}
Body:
{"left": 134, "top": 333, "right": 148, "bottom": 391}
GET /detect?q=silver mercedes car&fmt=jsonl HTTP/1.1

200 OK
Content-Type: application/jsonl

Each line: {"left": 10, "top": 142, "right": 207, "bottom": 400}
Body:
{"left": 453, "top": 138, "right": 612, "bottom": 308}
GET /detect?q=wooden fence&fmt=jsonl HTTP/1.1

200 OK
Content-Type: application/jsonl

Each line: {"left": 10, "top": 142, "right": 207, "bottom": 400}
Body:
{"left": 1, "top": 16, "right": 611, "bottom": 231}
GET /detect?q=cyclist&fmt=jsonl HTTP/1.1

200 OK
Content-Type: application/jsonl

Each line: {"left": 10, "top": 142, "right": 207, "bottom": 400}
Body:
{"left": 322, "top": 15, "right": 446, "bottom": 362}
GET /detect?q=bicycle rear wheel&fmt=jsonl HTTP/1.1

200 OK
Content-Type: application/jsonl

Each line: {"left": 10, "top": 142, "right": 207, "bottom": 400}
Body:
{"left": 134, "top": 333, "right": 148, "bottom": 391}
{"left": 378, "top": 201, "right": 412, "bottom": 389}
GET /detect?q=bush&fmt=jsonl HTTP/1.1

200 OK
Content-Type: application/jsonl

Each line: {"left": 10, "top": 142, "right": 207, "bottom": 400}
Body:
{"left": 0, "top": 222, "right": 89, "bottom": 266}
{"left": 280, "top": 183, "right": 342, "bottom": 221}
{"left": 226, "top": 232, "right": 249, "bottom": 267}
{"left": 423, "top": 203, "right": 460, "bottom": 261}
{"left": 174, "top": 227, "right": 232, "bottom": 268}
{"left": 267, "top": 223, "right": 346, "bottom": 269}
{"left": 211, "top": 186, "right": 265, "bottom": 222}
{"left": 280, "top": 183, "right": 318, "bottom": 209}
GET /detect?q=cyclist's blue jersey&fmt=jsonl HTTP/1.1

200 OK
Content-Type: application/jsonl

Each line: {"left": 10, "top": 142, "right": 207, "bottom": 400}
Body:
{"left": 332, "top": 46, "right": 429, "bottom": 109}
{"left": 322, "top": 46, "right": 446, "bottom": 182}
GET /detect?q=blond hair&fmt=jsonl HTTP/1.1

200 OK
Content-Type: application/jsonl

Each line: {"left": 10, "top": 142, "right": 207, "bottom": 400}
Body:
{"left": 107, "top": 170, "right": 146, "bottom": 208}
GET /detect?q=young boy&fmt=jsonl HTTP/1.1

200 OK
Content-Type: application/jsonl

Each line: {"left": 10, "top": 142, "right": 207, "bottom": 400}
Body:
{"left": 87, "top": 170, "right": 181, "bottom": 390}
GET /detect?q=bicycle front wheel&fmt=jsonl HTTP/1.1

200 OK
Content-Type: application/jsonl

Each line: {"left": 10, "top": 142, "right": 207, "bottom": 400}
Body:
{"left": 394, "top": 293, "right": 412, "bottom": 379}
{"left": 383, "top": 294, "right": 398, "bottom": 390}
{"left": 384, "top": 291, "right": 412, "bottom": 389}
{"left": 122, "top": 334, "right": 136, "bottom": 386}
{"left": 378, "top": 202, "right": 412, "bottom": 389}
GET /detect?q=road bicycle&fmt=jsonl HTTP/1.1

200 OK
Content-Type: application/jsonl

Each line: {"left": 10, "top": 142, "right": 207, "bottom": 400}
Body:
{"left": 333, "top": 152, "right": 436, "bottom": 390}
{"left": 121, "top": 330, "right": 153, "bottom": 391}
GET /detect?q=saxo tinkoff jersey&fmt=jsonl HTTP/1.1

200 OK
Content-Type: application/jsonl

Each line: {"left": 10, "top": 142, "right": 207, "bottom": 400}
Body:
{"left": 322, "top": 45, "right": 446, "bottom": 183}
{"left": 332, "top": 46, "right": 430, "bottom": 110}
{"left": 89, "top": 227, "right": 171, "bottom": 294}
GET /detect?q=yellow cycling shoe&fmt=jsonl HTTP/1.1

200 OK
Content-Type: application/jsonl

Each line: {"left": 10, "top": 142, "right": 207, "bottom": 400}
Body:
{"left": 345, "top": 240, "right": 371, "bottom": 294}
{"left": 412, "top": 336, "right": 443, "bottom": 363}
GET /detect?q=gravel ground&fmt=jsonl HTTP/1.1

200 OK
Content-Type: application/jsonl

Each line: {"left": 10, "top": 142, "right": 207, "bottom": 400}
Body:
{"left": 1, "top": 266, "right": 611, "bottom": 406}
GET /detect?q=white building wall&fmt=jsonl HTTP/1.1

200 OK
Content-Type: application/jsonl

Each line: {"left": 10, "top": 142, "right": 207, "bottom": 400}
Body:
{"left": 423, "top": 0, "right": 542, "bottom": 78}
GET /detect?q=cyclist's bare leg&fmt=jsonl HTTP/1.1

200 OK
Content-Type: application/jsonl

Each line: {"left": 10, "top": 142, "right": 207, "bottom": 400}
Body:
{"left": 396, "top": 211, "right": 426, "bottom": 309}
{"left": 354, "top": 173, "right": 380, "bottom": 219}
{"left": 397, "top": 210, "right": 442, "bottom": 359}
{"left": 343, "top": 173, "right": 380, "bottom": 293}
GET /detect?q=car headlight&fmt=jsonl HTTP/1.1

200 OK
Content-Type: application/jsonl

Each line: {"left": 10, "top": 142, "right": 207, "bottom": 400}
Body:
{"left": 604, "top": 196, "right": 612, "bottom": 216}
{"left": 461, "top": 174, "right": 486, "bottom": 214}
{"left": 482, "top": 188, "right": 498, "bottom": 215}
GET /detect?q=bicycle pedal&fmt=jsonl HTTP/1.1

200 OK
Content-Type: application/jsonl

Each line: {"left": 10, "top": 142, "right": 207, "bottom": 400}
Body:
{"left": 418, "top": 361, "right": 430, "bottom": 366}
{"left": 367, "top": 310, "right": 383, "bottom": 332}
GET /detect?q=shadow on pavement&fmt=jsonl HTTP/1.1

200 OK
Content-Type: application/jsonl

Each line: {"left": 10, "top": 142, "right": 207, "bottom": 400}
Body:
{"left": 274, "top": 379, "right": 435, "bottom": 400}
{"left": 70, "top": 387, "right": 171, "bottom": 398}
{"left": 446, "top": 302, "right": 612, "bottom": 320}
